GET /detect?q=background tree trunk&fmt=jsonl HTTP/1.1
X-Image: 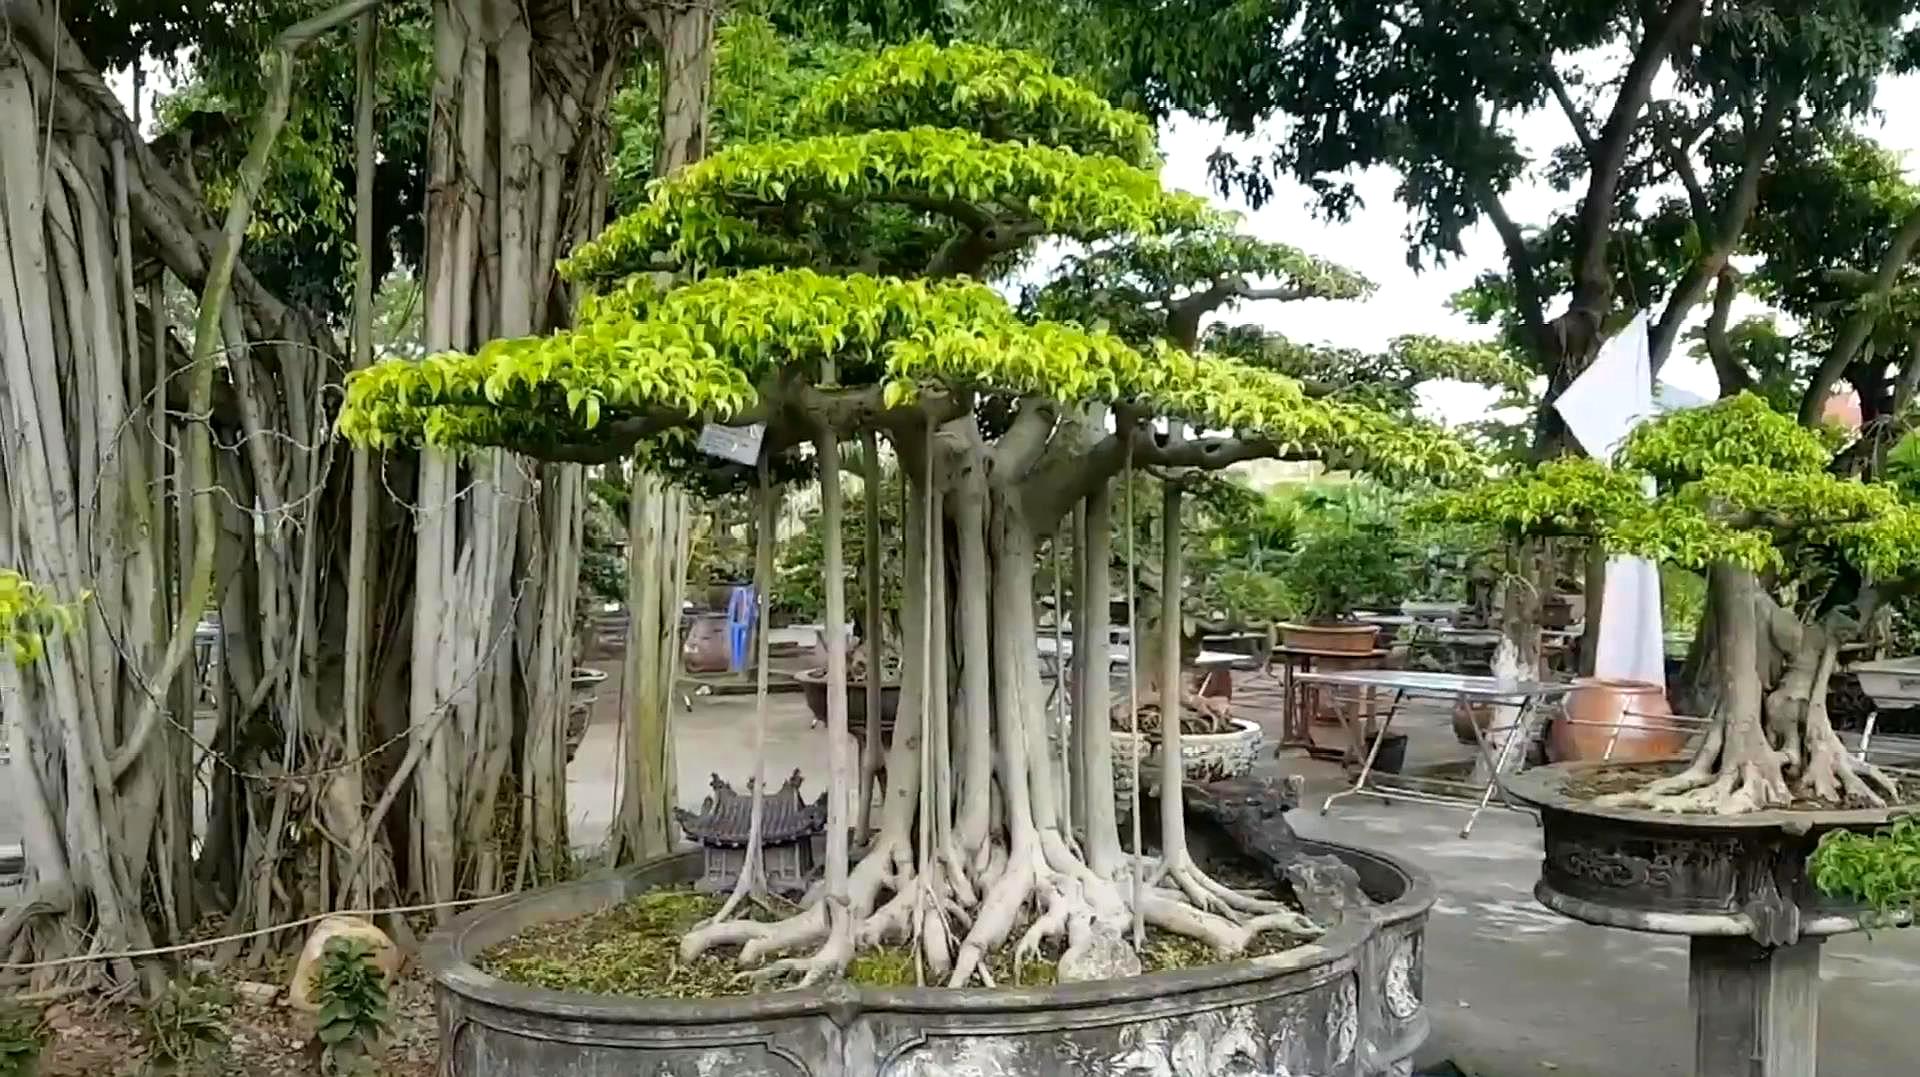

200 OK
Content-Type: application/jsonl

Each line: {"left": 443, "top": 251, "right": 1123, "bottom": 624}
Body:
{"left": 608, "top": 0, "right": 716, "bottom": 865}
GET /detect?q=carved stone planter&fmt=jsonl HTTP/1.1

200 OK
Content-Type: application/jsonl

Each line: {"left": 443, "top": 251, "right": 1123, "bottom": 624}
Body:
{"left": 1504, "top": 762, "right": 1910, "bottom": 1077}
{"left": 426, "top": 839, "right": 1433, "bottom": 1077}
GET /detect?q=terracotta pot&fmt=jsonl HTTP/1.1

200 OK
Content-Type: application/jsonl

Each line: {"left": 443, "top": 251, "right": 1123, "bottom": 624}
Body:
{"left": 682, "top": 613, "right": 731, "bottom": 674}
{"left": 1548, "top": 678, "right": 1688, "bottom": 763}
{"left": 1278, "top": 622, "right": 1381, "bottom": 654}
{"left": 1451, "top": 699, "right": 1491, "bottom": 745}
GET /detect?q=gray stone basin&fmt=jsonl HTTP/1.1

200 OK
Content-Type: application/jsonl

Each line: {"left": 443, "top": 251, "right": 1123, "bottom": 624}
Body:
{"left": 425, "top": 840, "right": 1433, "bottom": 1076}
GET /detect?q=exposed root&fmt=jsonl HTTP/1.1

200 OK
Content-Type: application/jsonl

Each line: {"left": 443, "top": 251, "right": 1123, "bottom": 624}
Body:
{"left": 1013, "top": 876, "right": 1072, "bottom": 967}
{"left": 948, "top": 848, "right": 1035, "bottom": 987}
{"left": 684, "top": 835, "right": 905, "bottom": 964}
{"left": 1156, "top": 855, "right": 1285, "bottom": 921}
{"left": 1602, "top": 757, "right": 1792, "bottom": 815}
{"left": 747, "top": 901, "right": 855, "bottom": 988}
{"left": 1139, "top": 891, "right": 1312, "bottom": 958}
{"left": 860, "top": 887, "right": 916, "bottom": 947}
{"left": 915, "top": 895, "right": 955, "bottom": 981}
{"left": 738, "top": 902, "right": 830, "bottom": 965}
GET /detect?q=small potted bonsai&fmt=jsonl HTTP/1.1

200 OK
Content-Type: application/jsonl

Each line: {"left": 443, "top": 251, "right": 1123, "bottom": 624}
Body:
{"left": 1110, "top": 613, "right": 1263, "bottom": 803}
{"left": 1279, "top": 524, "right": 1409, "bottom": 653}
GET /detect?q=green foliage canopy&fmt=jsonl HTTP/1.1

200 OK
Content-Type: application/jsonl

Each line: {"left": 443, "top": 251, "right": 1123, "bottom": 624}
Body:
{"left": 1418, "top": 393, "right": 1920, "bottom": 584}
{"left": 343, "top": 42, "right": 1479, "bottom": 492}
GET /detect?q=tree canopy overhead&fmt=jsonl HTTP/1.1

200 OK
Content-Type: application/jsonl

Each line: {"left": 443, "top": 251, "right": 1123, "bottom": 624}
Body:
{"left": 342, "top": 40, "right": 1480, "bottom": 490}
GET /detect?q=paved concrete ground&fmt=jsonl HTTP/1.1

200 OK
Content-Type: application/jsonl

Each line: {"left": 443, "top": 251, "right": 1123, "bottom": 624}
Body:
{"left": 567, "top": 668, "right": 1920, "bottom": 1077}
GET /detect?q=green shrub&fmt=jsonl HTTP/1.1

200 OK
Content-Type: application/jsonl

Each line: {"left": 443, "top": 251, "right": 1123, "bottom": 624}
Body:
{"left": 141, "top": 977, "right": 231, "bottom": 1074}
{"left": 311, "top": 939, "right": 392, "bottom": 1076}
{"left": 1810, "top": 817, "right": 1920, "bottom": 927}
{"left": 0, "top": 1005, "right": 42, "bottom": 1077}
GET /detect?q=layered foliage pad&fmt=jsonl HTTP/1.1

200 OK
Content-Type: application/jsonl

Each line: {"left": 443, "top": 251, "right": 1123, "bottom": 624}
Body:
{"left": 343, "top": 42, "right": 1477, "bottom": 488}
{"left": 1204, "top": 327, "right": 1533, "bottom": 411}
{"left": 1419, "top": 393, "right": 1920, "bottom": 584}
{"left": 0, "top": 571, "right": 80, "bottom": 666}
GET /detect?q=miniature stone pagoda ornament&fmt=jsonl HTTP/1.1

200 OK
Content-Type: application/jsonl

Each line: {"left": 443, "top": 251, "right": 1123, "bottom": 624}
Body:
{"left": 675, "top": 770, "right": 827, "bottom": 897}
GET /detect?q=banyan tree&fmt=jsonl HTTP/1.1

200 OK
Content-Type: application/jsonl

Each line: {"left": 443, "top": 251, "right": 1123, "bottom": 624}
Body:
{"left": 1423, "top": 393, "right": 1920, "bottom": 815}
{"left": 343, "top": 43, "right": 1474, "bottom": 984}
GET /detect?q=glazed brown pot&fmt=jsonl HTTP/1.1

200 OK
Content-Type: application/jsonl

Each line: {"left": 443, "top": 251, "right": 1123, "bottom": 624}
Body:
{"left": 1278, "top": 622, "right": 1381, "bottom": 654}
{"left": 1547, "top": 678, "right": 1688, "bottom": 763}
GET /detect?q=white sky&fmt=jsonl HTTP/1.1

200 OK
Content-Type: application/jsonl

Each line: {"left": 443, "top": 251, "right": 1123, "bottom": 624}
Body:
{"left": 1156, "top": 71, "right": 1920, "bottom": 425}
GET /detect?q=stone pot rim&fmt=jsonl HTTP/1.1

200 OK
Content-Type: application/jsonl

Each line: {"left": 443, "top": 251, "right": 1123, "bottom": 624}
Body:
{"left": 424, "top": 838, "right": 1432, "bottom": 1027}
{"left": 1503, "top": 760, "right": 1916, "bottom": 831}
{"left": 1107, "top": 715, "right": 1262, "bottom": 740}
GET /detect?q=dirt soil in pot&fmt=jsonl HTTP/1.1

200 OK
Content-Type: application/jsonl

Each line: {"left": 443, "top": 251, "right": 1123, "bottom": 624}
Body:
{"left": 478, "top": 872, "right": 1312, "bottom": 1000}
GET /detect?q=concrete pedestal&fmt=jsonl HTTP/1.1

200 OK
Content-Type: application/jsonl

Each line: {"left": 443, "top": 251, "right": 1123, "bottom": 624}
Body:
{"left": 1690, "top": 937, "right": 1822, "bottom": 1077}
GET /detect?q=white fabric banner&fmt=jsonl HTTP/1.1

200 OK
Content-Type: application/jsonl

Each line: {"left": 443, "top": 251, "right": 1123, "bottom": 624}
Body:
{"left": 1553, "top": 312, "right": 1666, "bottom": 685}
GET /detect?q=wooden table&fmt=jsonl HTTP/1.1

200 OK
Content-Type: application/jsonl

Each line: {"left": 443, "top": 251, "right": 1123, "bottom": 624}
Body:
{"left": 1270, "top": 644, "right": 1390, "bottom": 759}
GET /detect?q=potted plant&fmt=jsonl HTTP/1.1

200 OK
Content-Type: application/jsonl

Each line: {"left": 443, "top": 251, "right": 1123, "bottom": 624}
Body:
{"left": 1110, "top": 619, "right": 1264, "bottom": 801}
{"left": 1278, "top": 524, "right": 1409, "bottom": 653}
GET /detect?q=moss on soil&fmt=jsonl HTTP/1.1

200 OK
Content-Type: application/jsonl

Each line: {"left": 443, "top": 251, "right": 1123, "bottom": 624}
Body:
{"left": 479, "top": 886, "right": 1312, "bottom": 1000}
{"left": 1561, "top": 760, "right": 1920, "bottom": 810}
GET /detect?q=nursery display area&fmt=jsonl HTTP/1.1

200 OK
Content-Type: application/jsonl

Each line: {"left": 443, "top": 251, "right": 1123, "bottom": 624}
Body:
{"left": 6, "top": 2, "right": 1920, "bottom": 1076}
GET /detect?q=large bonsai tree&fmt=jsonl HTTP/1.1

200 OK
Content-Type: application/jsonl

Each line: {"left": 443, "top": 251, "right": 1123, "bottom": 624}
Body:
{"left": 1424, "top": 393, "right": 1920, "bottom": 813}
{"left": 343, "top": 42, "right": 1471, "bottom": 984}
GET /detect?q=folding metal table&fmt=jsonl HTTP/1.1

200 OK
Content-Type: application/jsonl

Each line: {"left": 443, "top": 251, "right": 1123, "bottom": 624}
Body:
{"left": 1302, "top": 669, "right": 1579, "bottom": 837}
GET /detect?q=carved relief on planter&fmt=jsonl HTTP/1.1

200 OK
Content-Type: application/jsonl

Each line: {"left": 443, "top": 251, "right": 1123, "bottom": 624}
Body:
{"left": 876, "top": 989, "right": 1344, "bottom": 1076}
{"left": 1383, "top": 937, "right": 1421, "bottom": 1022}
{"left": 446, "top": 1031, "right": 809, "bottom": 1077}
{"left": 1542, "top": 821, "right": 1746, "bottom": 913}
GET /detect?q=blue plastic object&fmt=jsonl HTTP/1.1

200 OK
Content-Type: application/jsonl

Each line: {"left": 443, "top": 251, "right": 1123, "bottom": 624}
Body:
{"left": 725, "top": 585, "right": 757, "bottom": 672}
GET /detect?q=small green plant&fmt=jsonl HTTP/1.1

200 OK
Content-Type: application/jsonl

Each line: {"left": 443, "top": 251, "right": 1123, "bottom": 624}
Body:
{"left": 1207, "top": 567, "right": 1298, "bottom": 627}
{"left": 0, "top": 1005, "right": 43, "bottom": 1077}
{"left": 311, "top": 938, "right": 392, "bottom": 1075}
{"left": 141, "top": 977, "right": 231, "bottom": 1074}
{"left": 1810, "top": 817, "right": 1920, "bottom": 927}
